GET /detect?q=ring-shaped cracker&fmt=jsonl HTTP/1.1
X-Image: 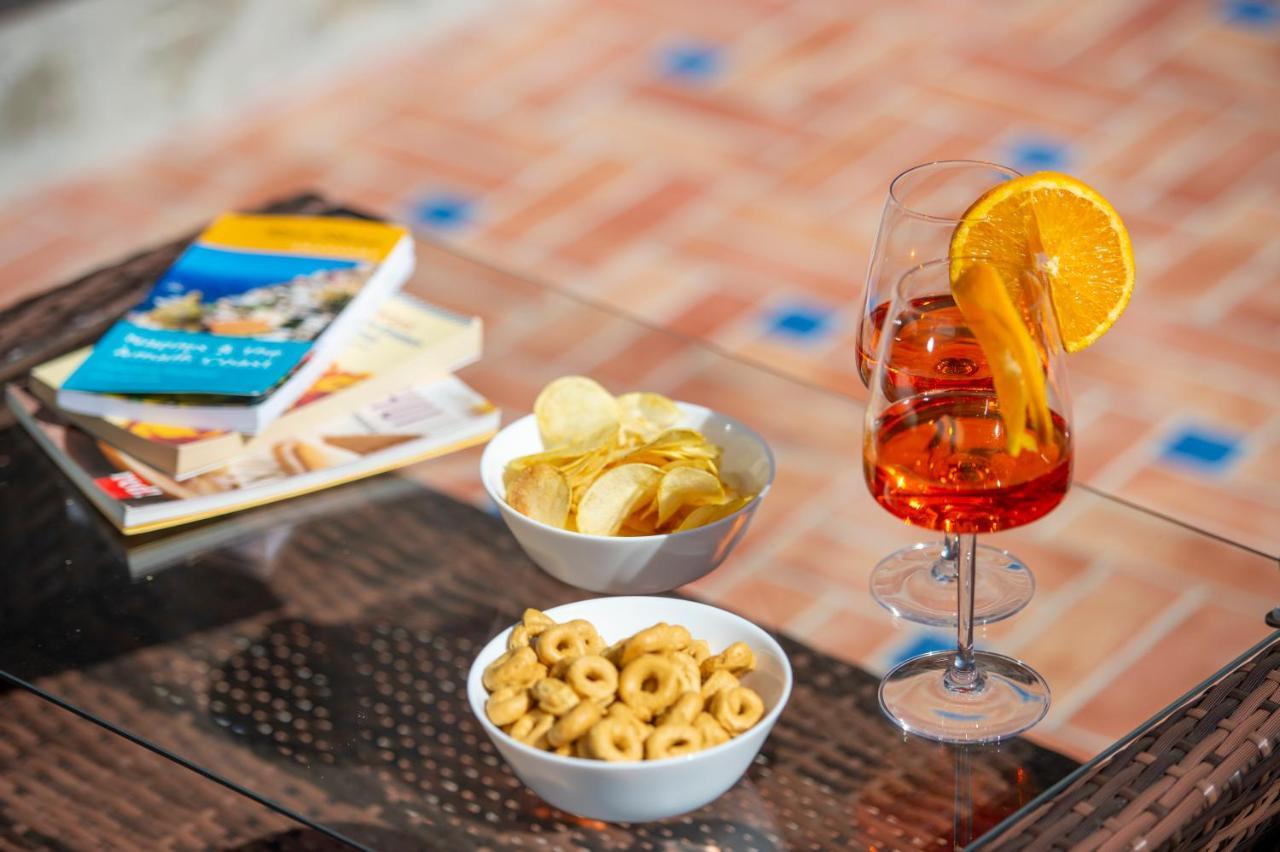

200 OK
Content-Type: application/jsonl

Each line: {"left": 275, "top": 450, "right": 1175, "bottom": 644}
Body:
{"left": 670, "top": 651, "right": 701, "bottom": 695}
{"left": 694, "top": 711, "right": 731, "bottom": 748}
{"left": 585, "top": 717, "right": 644, "bottom": 762}
{"left": 483, "top": 646, "right": 544, "bottom": 691}
{"left": 645, "top": 723, "right": 703, "bottom": 759}
{"left": 531, "top": 677, "right": 580, "bottom": 716}
{"left": 711, "top": 686, "right": 764, "bottom": 734}
{"left": 486, "top": 685, "right": 530, "bottom": 727}
{"left": 618, "top": 654, "right": 681, "bottom": 721}
{"left": 547, "top": 700, "right": 603, "bottom": 748}
{"left": 620, "top": 623, "right": 692, "bottom": 666}
{"left": 536, "top": 624, "right": 588, "bottom": 666}
{"left": 565, "top": 619, "right": 605, "bottom": 655}
{"left": 507, "top": 710, "right": 554, "bottom": 747}
{"left": 522, "top": 608, "right": 555, "bottom": 635}
{"left": 507, "top": 624, "right": 533, "bottom": 650}
{"left": 565, "top": 655, "right": 618, "bottom": 701}
{"left": 699, "top": 669, "right": 739, "bottom": 707}
{"left": 607, "top": 701, "right": 654, "bottom": 740}
{"left": 700, "top": 641, "right": 757, "bottom": 678}
{"left": 657, "top": 691, "right": 702, "bottom": 727}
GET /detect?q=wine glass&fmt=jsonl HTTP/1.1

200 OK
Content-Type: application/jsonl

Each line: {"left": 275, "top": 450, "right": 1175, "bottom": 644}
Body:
{"left": 865, "top": 257, "right": 1071, "bottom": 743}
{"left": 855, "top": 160, "right": 1034, "bottom": 627}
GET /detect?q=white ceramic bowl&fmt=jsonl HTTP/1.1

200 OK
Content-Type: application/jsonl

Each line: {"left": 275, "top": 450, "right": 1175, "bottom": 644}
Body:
{"left": 466, "top": 597, "right": 793, "bottom": 822}
{"left": 480, "top": 403, "right": 775, "bottom": 594}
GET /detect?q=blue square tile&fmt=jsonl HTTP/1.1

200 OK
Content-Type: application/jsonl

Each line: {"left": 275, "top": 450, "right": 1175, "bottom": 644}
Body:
{"left": 659, "top": 41, "right": 722, "bottom": 82}
{"left": 887, "top": 632, "right": 953, "bottom": 668}
{"left": 1008, "top": 137, "right": 1071, "bottom": 172}
{"left": 766, "top": 303, "right": 835, "bottom": 340}
{"left": 410, "top": 193, "right": 474, "bottom": 231}
{"left": 1224, "top": 0, "right": 1278, "bottom": 28}
{"left": 1161, "top": 426, "right": 1242, "bottom": 471}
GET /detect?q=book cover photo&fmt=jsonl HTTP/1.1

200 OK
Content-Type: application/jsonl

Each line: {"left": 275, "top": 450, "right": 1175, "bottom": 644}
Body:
{"left": 56, "top": 214, "right": 414, "bottom": 432}
{"left": 30, "top": 294, "right": 482, "bottom": 478}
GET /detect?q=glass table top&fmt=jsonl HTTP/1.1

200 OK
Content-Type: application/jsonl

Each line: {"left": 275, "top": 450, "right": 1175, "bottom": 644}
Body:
{"left": 2, "top": 229, "right": 1277, "bottom": 850}
{"left": 0, "top": 680, "right": 316, "bottom": 849}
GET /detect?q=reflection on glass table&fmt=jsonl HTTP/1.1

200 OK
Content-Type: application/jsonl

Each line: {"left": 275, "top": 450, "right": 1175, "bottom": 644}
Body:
{"left": 0, "top": 676, "right": 323, "bottom": 849}
{"left": 1, "top": 198, "right": 1275, "bottom": 850}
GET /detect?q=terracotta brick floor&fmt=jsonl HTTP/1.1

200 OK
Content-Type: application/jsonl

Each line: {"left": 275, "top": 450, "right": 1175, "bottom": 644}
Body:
{"left": 107, "top": 236, "right": 1280, "bottom": 766}
{"left": 2, "top": 0, "right": 1278, "bottom": 763}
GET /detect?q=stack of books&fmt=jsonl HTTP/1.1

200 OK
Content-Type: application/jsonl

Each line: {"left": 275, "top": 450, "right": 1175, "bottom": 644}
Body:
{"left": 7, "top": 212, "right": 497, "bottom": 534}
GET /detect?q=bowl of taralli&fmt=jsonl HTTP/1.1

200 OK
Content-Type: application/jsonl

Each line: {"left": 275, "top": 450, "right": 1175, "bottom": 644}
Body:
{"left": 480, "top": 377, "right": 775, "bottom": 594}
{"left": 466, "top": 597, "right": 793, "bottom": 823}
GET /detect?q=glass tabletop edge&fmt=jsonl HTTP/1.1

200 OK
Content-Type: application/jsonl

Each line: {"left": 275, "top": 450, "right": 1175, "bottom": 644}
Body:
{"left": 0, "top": 668, "right": 372, "bottom": 852}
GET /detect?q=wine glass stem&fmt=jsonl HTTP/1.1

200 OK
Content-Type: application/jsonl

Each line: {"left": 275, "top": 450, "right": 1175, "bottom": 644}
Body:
{"left": 930, "top": 531, "right": 961, "bottom": 582}
{"left": 945, "top": 533, "right": 983, "bottom": 692}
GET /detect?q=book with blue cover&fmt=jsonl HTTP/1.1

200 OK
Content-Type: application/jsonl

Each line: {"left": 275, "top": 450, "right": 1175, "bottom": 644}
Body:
{"left": 29, "top": 294, "right": 483, "bottom": 479}
{"left": 57, "top": 213, "right": 414, "bottom": 433}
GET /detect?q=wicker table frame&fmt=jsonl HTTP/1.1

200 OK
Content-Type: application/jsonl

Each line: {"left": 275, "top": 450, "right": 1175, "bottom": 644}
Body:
{"left": 982, "top": 633, "right": 1280, "bottom": 850}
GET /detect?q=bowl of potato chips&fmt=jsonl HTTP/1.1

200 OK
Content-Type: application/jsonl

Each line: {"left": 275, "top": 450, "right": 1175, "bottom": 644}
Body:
{"left": 480, "top": 377, "right": 774, "bottom": 594}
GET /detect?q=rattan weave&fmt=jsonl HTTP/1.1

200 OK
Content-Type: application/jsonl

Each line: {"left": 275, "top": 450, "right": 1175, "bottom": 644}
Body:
{"left": 984, "top": 636, "right": 1280, "bottom": 850}
{"left": 0, "top": 685, "right": 313, "bottom": 850}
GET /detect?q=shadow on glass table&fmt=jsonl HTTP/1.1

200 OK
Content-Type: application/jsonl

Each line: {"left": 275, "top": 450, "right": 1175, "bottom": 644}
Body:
{"left": 0, "top": 415, "right": 1076, "bottom": 851}
{"left": 0, "top": 424, "right": 285, "bottom": 689}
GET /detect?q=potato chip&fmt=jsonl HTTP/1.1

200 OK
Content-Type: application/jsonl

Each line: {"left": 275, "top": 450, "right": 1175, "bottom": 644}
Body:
{"left": 656, "top": 467, "right": 725, "bottom": 526}
{"left": 506, "top": 463, "right": 571, "bottom": 528}
{"left": 661, "top": 458, "right": 720, "bottom": 481}
{"left": 655, "top": 431, "right": 719, "bottom": 462}
{"left": 618, "top": 392, "right": 681, "bottom": 441}
{"left": 676, "top": 496, "right": 753, "bottom": 532}
{"left": 619, "top": 511, "right": 659, "bottom": 537}
{"left": 562, "top": 445, "right": 617, "bottom": 504}
{"left": 616, "top": 429, "right": 718, "bottom": 470}
{"left": 503, "top": 446, "right": 586, "bottom": 489}
{"left": 534, "top": 376, "right": 621, "bottom": 450}
{"left": 576, "top": 464, "right": 662, "bottom": 537}
{"left": 506, "top": 377, "right": 757, "bottom": 537}
{"left": 647, "top": 428, "right": 712, "bottom": 450}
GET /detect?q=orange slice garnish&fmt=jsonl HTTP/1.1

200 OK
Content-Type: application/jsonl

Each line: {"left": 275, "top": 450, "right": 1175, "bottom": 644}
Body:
{"left": 950, "top": 262, "right": 1052, "bottom": 455}
{"left": 950, "top": 172, "right": 1135, "bottom": 352}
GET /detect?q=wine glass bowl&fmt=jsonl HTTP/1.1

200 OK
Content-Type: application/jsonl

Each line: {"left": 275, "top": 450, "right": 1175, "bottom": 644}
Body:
{"left": 865, "top": 257, "right": 1071, "bottom": 744}
{"left": 856, "top": 160, "right": 1036, "bottom": 627}
{"left": 855, "top": 160, "right": 1021, "bottom": 386}
{"left": 866, "top": 392, "right": 1072, "bottom": 532}
{"left": 864, "top": 263, "right": 1073, "bottom": 533}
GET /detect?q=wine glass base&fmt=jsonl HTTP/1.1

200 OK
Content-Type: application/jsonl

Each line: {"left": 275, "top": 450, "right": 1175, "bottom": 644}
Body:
{"left": 878, "top": 649, "right": 1050, "bottom": 744}
{"left": 869, "top": 543, "right": 1034, "bottom": 627}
